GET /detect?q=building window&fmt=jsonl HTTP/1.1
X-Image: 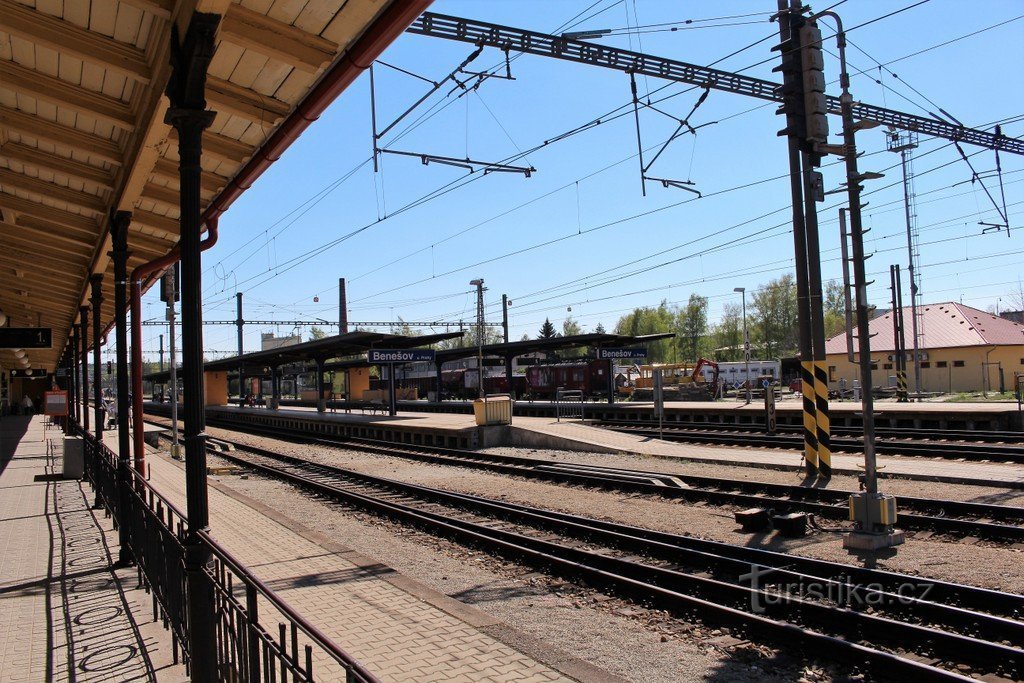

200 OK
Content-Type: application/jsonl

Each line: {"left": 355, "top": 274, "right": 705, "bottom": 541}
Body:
{"left": 870, "top": 363, "right": 878, "bottom": 370}
{"left": 953, "top": 360, "right": 965, "bottom": 367}
{"left": 937, "top": 361, "right": 948, "bottom": 368}
{"left": 883, "top": 363, "right": 893, "bottom": 370}
{"left": 828, "top": 366, "right": 837, "bottom": 381}
{"left": 921, "top": 362, "right": 931, "bottom": 369}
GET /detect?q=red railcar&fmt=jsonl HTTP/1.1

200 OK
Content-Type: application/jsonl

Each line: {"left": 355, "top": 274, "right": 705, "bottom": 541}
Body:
{"left": 525, "top": 360, "right": 610, "bottom": 399}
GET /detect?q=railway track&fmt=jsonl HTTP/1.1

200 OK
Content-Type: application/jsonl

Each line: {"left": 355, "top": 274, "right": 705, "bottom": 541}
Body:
{"left": 207, "top": 440, "right": 1023, "bottom": 682}
{"left": 146, "top": 414, "right": 1024, "bottom": 543}
{"left": 595, "top": 421, "right": 1024, "bottom": 464}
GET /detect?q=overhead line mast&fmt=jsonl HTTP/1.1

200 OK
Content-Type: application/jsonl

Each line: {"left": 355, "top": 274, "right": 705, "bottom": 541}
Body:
{"left": 406, "top": 12, "right": 1024, "bottom": 155}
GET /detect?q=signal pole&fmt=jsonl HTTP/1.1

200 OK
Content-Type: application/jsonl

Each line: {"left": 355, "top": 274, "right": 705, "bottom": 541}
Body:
{"left": 774, "top": 0, "right": 818, "bottom": 476}
{"left": 814, "top": 8, "right": 903, "bottom": 549}
{"left": 235, "top": 292, "right": 244, "bottom": 401}
{"left": 798, "top": 15, "right": 832, "bottom": 478}
{"left": 502, "top": 294, "right": 509, "bottom": 344}
{"left": 470, "top": 279, "right": 485, "bottom": 398}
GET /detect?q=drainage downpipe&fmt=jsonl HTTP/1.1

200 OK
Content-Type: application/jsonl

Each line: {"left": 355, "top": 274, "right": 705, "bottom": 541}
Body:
{"left": 131, "top": 218, "right": 219, "bottom": 473}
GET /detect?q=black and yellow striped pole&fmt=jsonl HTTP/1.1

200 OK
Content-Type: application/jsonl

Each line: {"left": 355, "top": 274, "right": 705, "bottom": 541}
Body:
{"left": 813, "top": 361, "right": 832, "bottom": 476}
{"left": 775, "top": 1, "right": 819, "bottom": 476}
{"left": 800, "top": 359, "right": 819, "bottom": 473}
{"left": 894, "top": 265, "right": 910, "bottom": 402}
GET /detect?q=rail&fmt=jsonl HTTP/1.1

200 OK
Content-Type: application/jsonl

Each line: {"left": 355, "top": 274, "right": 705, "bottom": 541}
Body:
{"left": 78, "top": 426, "right": 379, "bottom": 682}
{"left": 555, "top": 388, "right": 584, "bottom": 422}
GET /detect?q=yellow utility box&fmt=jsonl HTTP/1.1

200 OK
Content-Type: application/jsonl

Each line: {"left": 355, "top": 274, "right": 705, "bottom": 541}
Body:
{"left": 474, "top": 395, "right": 512, "bottom": 426}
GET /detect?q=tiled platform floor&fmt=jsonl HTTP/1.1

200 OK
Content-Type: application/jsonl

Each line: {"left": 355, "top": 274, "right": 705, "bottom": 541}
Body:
{"left": 0, "top": 416, "right": 183, "bottom": 682}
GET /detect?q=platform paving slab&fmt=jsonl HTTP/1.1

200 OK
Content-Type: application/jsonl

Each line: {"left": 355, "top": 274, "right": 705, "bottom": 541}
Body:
{"left": 128, "top": 437, "right": 605, "bottom": 683}
{"left": 0, "top": 416, "right": 185, "bottom": 682}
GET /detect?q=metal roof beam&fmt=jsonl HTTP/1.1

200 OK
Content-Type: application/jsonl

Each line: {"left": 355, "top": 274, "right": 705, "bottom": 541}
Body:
{"left": 0, "top": 0, "right": 152, "bottom": 85}
{"left": 0, "top": 191, "right": 101, "bottom": 235}
{"left": 0, "top": 169, "right": 107, "bottom": 214}
{"left": 152, "top": 157, "right": 228, "bottom": 195}
{"left": 221, "top": 4, "right": 339, "bottom": 74}
{"left": 133, "top": 208, "right": 180, "bottom": 236}
{"left": 0, "top": 59, "right": 136, "bottom": 131}
{"left": 0, "top": 106, "right": 123, "bottom": 165}
{"left": 206, "top": 76, "right": 291, "bottom": 124}
{"left": 167, "top": 127, "right": 251, "bottom": 165}
{"left": 0, "top": 142, "right": 115, "bottom": 189}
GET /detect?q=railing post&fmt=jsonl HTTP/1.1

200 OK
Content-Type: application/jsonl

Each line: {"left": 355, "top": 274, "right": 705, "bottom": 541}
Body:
{"left": 245, "top": 584, "right": 261, "bottom": 682}
{"left": 165, "top": 12, "right": 220, "bottom": 680}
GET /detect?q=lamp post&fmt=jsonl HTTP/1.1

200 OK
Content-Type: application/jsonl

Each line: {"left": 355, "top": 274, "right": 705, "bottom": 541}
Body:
{"left": 470, "top": 279, "right": 485, "bottom": 398}
{"left": 734, "top": 287, "right": 751, "bottom": 404}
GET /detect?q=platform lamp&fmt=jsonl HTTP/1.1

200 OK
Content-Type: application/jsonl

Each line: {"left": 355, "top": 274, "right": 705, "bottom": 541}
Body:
{"left": 734, "top": 287, "right": 751, "bottom": 404}
{"left": 0, "top": 308, "right": 6, "bottom": 326}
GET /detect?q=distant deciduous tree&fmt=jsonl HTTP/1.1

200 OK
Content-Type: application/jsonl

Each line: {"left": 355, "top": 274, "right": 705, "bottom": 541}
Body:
{"left": 614, "top": 300, "right": 676, "bottom": 362}
{"left": 309, "top": 326, "right": 327, "bottom": 340}
{"left": 677, "top": 294, "right": 709, "bottom": 362}
{"left": 710, "top": 302, "right": 743, "bottom": 361}
{"left": 751, "top": 274, "right": 798, "bottom": 359}
{"left": 823, "top": 279, "right": 847, "bottom": 339}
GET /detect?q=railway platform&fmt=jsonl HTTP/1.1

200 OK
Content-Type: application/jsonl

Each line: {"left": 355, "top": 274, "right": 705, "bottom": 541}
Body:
{"left": 0, "top": 416, "right": 184, "bottom": 682}
{"left": 396, "top": 398, "right": 1024, "bottom": 431}
{"left": 113, "top": 431, "right": 608, "bottom": 683}
{"left": 176, "top": 404, "right": 1024, "bottom": 489}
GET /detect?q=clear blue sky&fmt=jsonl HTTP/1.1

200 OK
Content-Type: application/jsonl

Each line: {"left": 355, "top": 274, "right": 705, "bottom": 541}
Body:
{"left": 138, "top": 0, "right": 1024, "bottom": 360}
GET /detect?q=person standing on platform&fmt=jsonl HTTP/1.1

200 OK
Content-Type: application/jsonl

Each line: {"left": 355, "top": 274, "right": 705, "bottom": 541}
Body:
{"left": 21, "top": 394, "right": 34, "bottom": 416}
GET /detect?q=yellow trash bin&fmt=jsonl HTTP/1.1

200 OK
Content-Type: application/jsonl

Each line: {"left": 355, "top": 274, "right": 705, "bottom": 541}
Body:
{"left": 474, "top": 396, "right": 512, "bottom": 426}
{"left": 473, "top": 399, "right": 487, "bottom": 426}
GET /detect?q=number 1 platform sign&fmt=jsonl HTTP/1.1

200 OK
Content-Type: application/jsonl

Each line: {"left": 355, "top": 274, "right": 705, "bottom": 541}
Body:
{"left": 0, "top": 328, "right": 52, "bottom": 349}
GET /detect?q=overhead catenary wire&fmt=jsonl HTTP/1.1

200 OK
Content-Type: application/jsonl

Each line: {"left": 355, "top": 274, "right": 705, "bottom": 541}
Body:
{"left": 201, "top": 1, "right": 1015, "bottom": 327}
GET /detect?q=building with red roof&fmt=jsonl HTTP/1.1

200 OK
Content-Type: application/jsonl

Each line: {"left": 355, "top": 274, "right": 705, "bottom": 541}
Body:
{"left": 824, "top": 302, "right": 1024, "bottom": 394}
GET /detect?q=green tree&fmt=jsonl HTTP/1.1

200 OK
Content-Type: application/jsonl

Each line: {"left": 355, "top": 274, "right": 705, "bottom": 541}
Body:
{"left": 823, "top": 279, "right": 847, "bottom": 339}
{"left": 677, "top": 294, "right": 709, "bottom": 362}
{"left": 614, "top": 300, "right": 676, "bottom": 362}
{"left": 538, "top": 318, "right": 557, "bottom": 339}
{"left": 710, "top": 302, "right": 743, "bottom": 361}
{"left": 309, "top": 326, "right": 327, "bottom": 340}
{"left": 751, "top": 274, "right": 799, "bottom": 359}
{"left": 561, "top": 316, "right": 584, "bottom": 356}
{"left": 595, "top": 322, "right": 606, "bottom": 334}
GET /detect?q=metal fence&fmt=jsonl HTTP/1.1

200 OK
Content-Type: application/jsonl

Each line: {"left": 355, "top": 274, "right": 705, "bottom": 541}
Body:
{"left": 80, "top": 428, "right": 379, "bottom": 682}
{"left": 555, "top": 388, "right": 584, "bottom": 422}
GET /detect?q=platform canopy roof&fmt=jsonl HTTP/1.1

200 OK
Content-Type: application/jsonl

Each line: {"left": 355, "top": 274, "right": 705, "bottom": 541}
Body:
{"left": 0, "top": 0, "right": 431, "bottom": 373}
{"left": 146, "top": 330, "right": 463, "bottom": 381}
{"left": 434, "top": 332, "right": 677, "bottom": 363}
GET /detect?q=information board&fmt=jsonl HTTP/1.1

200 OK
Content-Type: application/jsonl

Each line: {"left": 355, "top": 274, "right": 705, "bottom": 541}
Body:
{"left": 10, "top": 368, "right": 48, "bottom": 378}
{"left": 596, "top": 347, "right": 647, "bottom": 360}
{"left": 0, "top": 327, "right": 52, "bottom": 349}
{"left": 44, "top": 391, "right": 68, "bottom": 417}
